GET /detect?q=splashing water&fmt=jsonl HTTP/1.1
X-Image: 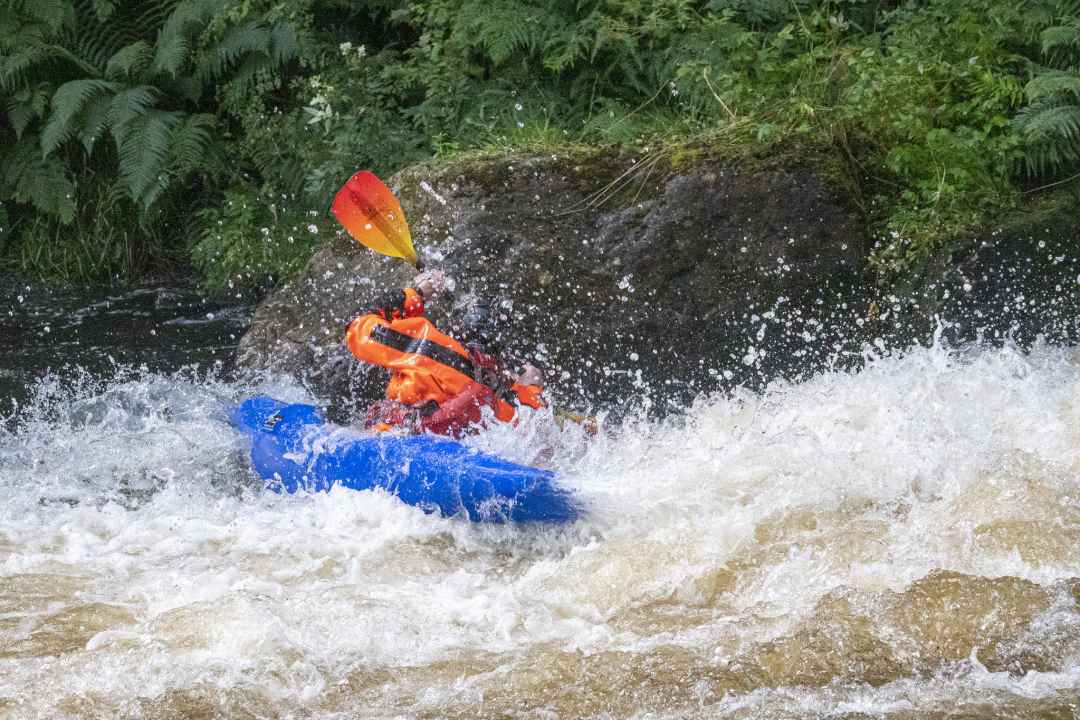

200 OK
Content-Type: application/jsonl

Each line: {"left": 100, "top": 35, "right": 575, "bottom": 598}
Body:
{"left": 2, "top": 338, "right": 1080, "bottom": 718}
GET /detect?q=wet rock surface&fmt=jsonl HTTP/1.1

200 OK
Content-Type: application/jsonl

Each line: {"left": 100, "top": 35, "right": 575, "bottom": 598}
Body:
{"left": 236, "top": 149, "right": 1080, "bottom": 414}
{"left": 887, "top": 205, "right": 1080, "bottom": 350}
{"left": 237, "top": 150, "right": 868, "bottom": 414}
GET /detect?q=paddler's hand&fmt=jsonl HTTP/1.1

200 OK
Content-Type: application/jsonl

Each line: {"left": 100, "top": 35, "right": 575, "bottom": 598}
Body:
{"left": 515, "top": 362, "right": 545, "bottom": 387}
{"left": 369, "top": 289, "right": 407, "bottom": 322}
{"left": 414, "top": 269, "right": 449, "bottom": 300}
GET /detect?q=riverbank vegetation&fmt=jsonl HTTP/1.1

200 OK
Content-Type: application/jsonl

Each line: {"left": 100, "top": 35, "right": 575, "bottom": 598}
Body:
{"left": 2, "top": 0, "right": 1079, "bottom": 290}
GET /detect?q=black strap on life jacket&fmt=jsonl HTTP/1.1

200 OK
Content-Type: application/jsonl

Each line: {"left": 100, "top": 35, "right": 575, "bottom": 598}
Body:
{"left": 370, "top": 324, "right": 516, "bottom": 404}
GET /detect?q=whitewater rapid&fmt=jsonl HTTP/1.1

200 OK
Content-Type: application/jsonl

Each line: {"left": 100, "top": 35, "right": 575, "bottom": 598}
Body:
{"left": 1, "top": 342, "right": 1079, "bottom": 718}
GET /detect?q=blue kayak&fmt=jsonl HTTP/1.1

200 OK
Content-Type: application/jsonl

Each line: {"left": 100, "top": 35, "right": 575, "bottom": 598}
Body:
{"left": 231, "top": 397, "right": 580, "bottom": 523}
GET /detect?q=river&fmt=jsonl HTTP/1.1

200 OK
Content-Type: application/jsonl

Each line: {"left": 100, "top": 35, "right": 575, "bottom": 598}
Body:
{"left": 2, "top": 280, "right": 1079, "bottom": 718}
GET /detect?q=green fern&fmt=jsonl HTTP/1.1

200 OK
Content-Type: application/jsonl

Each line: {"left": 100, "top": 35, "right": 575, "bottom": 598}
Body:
{"left": 199, "top": 23, "right": 271, "bottom": 82}
{"left": 168, "top": 112, "right": 215, "bottom": 175}
{"left": 25, "top": 0, "right": 298, "bottom": 213}
{"left": 268, "top": 22, "right": 299, "bottom": 67}
{"left": 5, "top": 85, "right": 51, "bottom": 138}
{"left": 103, "top": 85, "right": 158, "bottom": 138}
{"left": 151, "top": 0, "right": 214, "bottom": 78}
{"left": 1015, "top": 9, "right": 1080, "bottom": 178}
{"left": 1, "top": 138, "right": 76, "bottom": 223}
{"left": 1, "top": 43, "right": 58, "bottom": 92}
{"left": 1041, "top": 24, "right": 1080, "bottom": 54}
{"left": 118, "top": 108, "right": 180, "bottom": 208}
{"left": 64, "top": 0, "right": 173, "bottom": 71}
{"left": 544, "top": 9, "right": 601, "bottom": 72}
{"left": 105, "top": 40, "right": 153, "bottom": 79}
{"left": 91, "top": 0, "right": 116, "bottom": 22}
{"left": 1015, "top": 99, "right": 1080, "bottom": 175}
{"left": 76, "top": 87, "right": 115, "bottom": 152}
{"left": 1, "top": 1, "right": 211, "bottom": 216}
{"left": 1018, "top": 101, "right": 1080, "bottom": 139}
{"left": 40, "top": 78, "right": 120, "bottom": 154}
{"left": 1025, "top": 68, "right": 1080, "bottom": 99}
{"left": 473, "top": 2, "right": 552, "bottom": 64}
{"left": 6, "top": 0, "right": 73, "bottom": 33}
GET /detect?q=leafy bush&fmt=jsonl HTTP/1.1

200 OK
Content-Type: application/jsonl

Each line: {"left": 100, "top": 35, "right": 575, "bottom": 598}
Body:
{"left": 0, "top": 0, "right": 298, "bottom": 279}
{"left": 191, "top": 185, "right": 324, "bottom": 295}
{"left": 3, "top": 0, "right": 1079, "bottom": 286}
{"left": 1014, "top": 1, "right": 1080, "bottom": 177}
{"left": 827, "top": 0, "right": 1030, "bottom": 264}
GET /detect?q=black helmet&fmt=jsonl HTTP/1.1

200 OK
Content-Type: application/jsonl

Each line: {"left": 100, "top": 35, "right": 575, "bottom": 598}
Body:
{"left": 451, "top": 295, "right": 508, "bottom": 350}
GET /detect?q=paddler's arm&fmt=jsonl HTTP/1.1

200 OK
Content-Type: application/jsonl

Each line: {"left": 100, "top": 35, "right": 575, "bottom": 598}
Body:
{"left": 362, "top": 270, "right": 448, "bottom": 322}
{"left": 366, "top": 287, "right": 426, "bottom": 322}
{"left": 512, "top": 382, "right": 545, "bottom": 409}
{"left": 417, "top": 382, "right": 495, "bottom": 437}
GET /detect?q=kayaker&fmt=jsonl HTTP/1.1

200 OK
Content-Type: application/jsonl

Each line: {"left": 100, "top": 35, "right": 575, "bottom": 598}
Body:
{"left": 345, "top": 270, "right": 546, "bottom": 436}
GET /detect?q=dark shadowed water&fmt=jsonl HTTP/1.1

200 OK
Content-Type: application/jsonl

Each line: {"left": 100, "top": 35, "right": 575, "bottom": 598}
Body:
{"left": 1, "top": 276, "right": 250, "bottom": 413}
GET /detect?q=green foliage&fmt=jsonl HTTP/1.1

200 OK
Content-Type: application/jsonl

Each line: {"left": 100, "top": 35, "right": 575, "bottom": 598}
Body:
{"left": 1014, "top": 4, "right": 1080, "bottom": 178}
{"left": 0, "top": 0, "right": 299, "bottom": 281}
{"left": 814, "top": 0, "right": 1031, "bottom": 264}
{"left": 2, "top": 0, "right": 1078, "bottom": 286}
{"left": 191, "top": 185, "right": 323, "bottom": 293}
{"left": 1, "top": 0, "right": 299, "bottom": 213}
{"left": 2, "top": 138, "right": 76, "bottom": 223}
{"left": 5, "top": 171, "right": 182, "bottom": 280}
{"left": 1000, "top": 0, "right": 1080, "bottom": 179}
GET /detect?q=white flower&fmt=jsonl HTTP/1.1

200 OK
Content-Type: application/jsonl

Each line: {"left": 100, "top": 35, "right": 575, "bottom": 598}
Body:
{"left": 339, "top": 41, "right": 353, "bottom": 55}
{"left": 304, "top": 105, "right": 333, "bottom": 125}
{"left": 307, "top": 224, "right": 319, "bottom": 234}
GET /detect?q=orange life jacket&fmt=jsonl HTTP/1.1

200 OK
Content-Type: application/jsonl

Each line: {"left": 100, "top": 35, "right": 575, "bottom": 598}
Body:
{"left": 345, "top": 309, "right": 543, "bottom": 426}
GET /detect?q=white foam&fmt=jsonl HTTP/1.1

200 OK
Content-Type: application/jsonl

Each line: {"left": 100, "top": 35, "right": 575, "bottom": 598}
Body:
{"left": 2, "top": 344, "right": 1079, "bottom": 714}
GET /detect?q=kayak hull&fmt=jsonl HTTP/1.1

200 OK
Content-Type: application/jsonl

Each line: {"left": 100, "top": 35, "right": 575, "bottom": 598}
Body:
{"left": 231, "top": 397, "right": 579, "bottom": 523}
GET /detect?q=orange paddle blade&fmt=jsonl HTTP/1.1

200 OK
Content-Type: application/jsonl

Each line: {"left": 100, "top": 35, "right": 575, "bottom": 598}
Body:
{"left": 331, "top": 171, "right": 419, "bottom": 266}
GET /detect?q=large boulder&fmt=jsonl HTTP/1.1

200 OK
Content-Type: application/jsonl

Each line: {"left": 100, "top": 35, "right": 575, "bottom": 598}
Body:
{"left": 887, "top": 203, "right": 1080, "bottom": 349}
{"left": 236, "top": 148, "right": 871, "bottom": 415}
{"left": 235, "top": 148, "right": 1080, "bottom": 417}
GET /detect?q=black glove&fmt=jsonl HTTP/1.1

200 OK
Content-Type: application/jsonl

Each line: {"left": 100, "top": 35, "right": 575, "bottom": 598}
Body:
{"left": 369, "top": 289, "right": 407, "bottom": 322}
{"left": 468, "top": 346, "right": 516, "bottom": 405}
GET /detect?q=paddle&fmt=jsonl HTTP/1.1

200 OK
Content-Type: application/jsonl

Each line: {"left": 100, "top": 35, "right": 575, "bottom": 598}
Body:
{"left": 331, "top": 170, "right": 422, "bottom": 269}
